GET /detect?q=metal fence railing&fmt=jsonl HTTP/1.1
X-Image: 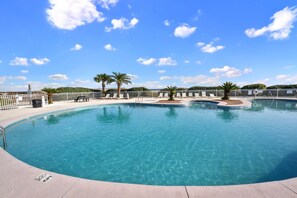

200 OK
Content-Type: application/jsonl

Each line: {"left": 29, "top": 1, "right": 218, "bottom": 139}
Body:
{"left": 1, "top": 89, "right": 296, "bottom": 110}
{"left": 50, "top": 89, "right": 297, "bottom": 102}
{"left": 52, "top": 92, "right": 101, "bottom": 102}
{"left": 0, "top": 94, "right": 48, "bottom": 110}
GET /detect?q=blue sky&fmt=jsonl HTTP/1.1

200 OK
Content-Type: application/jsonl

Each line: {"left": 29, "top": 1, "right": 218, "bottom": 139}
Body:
{"left": 0, "top": 0, "right": 297, "bottom": 91}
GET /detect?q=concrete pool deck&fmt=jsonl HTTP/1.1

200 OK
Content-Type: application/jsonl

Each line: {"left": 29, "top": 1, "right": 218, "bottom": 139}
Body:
{"left": 1, "top": 98, "right": 297, "bottom": 198}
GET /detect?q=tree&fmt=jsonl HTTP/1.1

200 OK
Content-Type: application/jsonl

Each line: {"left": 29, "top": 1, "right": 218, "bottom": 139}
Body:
{"left": 94, "top": 73, "right": 113, "bottom": 96}
{"left": 241, "top": 83, "right": 266, "bottom": 89}
{"left": 41, "top": 88, "right": 57, "bottom": 104}
{"left": 111, "top": 72, "right": 132, "bottom": 98}
{"left": 220, "top": 82, "right": 238, "bottom": 100}
{"left": 127, "top": 87, "right": 149, "bottom": 91}
{"left": 165, "top": 86, "right": 177, "bottom": 101}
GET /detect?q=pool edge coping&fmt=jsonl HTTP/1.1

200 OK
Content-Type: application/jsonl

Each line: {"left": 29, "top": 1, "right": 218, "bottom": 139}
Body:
{"left": 1, "top": 98, "right": 297, "bottom": 197}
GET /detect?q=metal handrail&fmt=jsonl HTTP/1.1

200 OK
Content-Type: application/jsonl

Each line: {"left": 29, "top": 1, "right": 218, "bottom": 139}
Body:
{"left": 0, "top": 125, "right": 7, "bottom": 150}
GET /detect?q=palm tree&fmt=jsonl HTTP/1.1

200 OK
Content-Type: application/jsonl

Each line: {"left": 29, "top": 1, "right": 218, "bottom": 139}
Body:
{"left": 41, "top": 87, "right": 56, "bottom": 104}
{"left": 165, "top": 86, "right": 177, "bottom": 101}
{"left": 111, "top": 72, "right": 132, "bottom": 98}
{"left": 220, "top": 81, "right": 238, "bottom": 100}
{"left": 94, "top": 73, "right": 113, "bottom": 96}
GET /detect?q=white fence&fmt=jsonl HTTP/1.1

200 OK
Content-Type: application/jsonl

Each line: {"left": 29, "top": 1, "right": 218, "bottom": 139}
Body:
{"left": 50, "top": 89, "right": 297, "bottom": 102}
{"left": 0, "top": 94, "right": 48, "bottom": 110}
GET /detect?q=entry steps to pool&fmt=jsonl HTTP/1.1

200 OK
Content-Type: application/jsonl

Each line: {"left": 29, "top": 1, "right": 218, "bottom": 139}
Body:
{"left": 0, "top": 125, "right": 7, "bottom": 150}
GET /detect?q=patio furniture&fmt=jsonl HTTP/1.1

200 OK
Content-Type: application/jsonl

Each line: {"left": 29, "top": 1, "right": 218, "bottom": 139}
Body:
{"left": 201, "top": 91, "right": 206, "bottom": 97}
{"left": 103, "top": 94, "right": 110, "bottom": 99}
{"left": 74, "top": 96, "right": 89, "bottom": 102}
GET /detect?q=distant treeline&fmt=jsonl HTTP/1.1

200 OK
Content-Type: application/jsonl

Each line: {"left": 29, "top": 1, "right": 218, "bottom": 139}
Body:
{"left": 42, "top": 87, "right": 98, "bottom": 93}
{"left": 43, "top": 84, "right": 297, "bottom": 93}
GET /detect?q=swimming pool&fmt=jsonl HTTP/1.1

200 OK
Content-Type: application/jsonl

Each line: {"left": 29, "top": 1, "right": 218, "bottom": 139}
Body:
{"left": 3, "top": 99, "right": 297, "bottom": 186}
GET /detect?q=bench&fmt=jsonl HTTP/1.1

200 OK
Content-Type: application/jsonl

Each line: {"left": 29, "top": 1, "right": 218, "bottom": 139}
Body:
{"left": 74, "top": 96, "right": 89, "bottom": 102}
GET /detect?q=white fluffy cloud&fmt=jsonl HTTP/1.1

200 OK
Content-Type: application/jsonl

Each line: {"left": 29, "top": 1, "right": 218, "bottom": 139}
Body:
{"left": 158, "top": 57, "right": 177, "bottom": 66}
{"left": 30, "top": 58, "right": 50, "bottom": 65}
{"left": 160, "top": 76, "right": 178, "bottom": 81}
{"left": 181, "top": 75, "right": 220, "bottom": 85}
{"left": 1, "top": 81, "right": 64, "bottom": 92}
{"left": 174, "top": 24, "right": 196, "bottom": 38}
{"left": 49, "top": 74, "right": 69, "bottom": 81}
{"left": 283, "top": 65, "right": 295, "bottom": 69}
{"left": 104, "top": 43, "right": 116, "bottom": 51}
{"left": 196, "top": 60, "right": 202, "bottom": 65}
{"left": 13, "top": 76, "right": 27, "bottom": 80}
{"left": 243, "top": 68, "right": 253, "bottom": 74}
{"left": 164, "top": 20, "right": 170, "bottom": 26}
{"left": 70, "top": 44, "right": 82, "bottom": 51}
{"left": 210, "top": 66, "right": 242, "bottom": 78}
{"left": 245, "top": 7, "right": 297, "bottom": 40}
{"left": 137, "top": 57, "right": 157, "bottom": 65}
{"left": 127, "top": 74, "right": 139, "bottom": 80}
{"left": 70, "top": 79, "right": 91, "bottom": 87}
{"left": 46, "top": 0, "right": 105, "bottom": 30}
{"left": 10, "top": 57, "right": 29, "bottom": 66}
{"left": 105, "top": 17, "right": 139, "bottom": 32}
{"left": 276, "top": 74, "right": 297, "bottom": 83}
{"left": 0, "top": 76, "right": 27, "bottom": 84}
{"left": 197, "top": 41, "right": 225, "bottom": 53}
{"left": 184, "top": 60, "right": 190, "bottom": 64}
{"left": 97, "top": 0, "right": 119, "bottom": 10}
{"left": 137, "top": 57, "right": 177, "bottom": 66}
{"left": 0, "top": 76, "right": 5, "bottom": 84}
{"left": 21, "top": 70, "right": 29, "bottom": 74}
{"left": 158, "top": 70, "right": 166, "bottom": 74}
{"left": 133, "top": 81, "right": 165, "bottom": 89}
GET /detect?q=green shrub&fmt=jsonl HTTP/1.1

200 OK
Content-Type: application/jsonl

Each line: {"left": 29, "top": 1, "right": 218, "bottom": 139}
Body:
{"left": 267, "top": 84, "right": 297, "bottom": 89}
{"left": 188, "top": 86, "right": 221, "bottom": 90}
{"left": 241, "top": 84, "right": 266, "bottom": 89}
{"left": 127, "top": 87, "right": 149, "bottom": 91}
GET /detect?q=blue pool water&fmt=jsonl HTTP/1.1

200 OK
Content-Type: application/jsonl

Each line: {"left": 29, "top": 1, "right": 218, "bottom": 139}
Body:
{"left": 3, "top": 99, "right": 297, "bottom": 186}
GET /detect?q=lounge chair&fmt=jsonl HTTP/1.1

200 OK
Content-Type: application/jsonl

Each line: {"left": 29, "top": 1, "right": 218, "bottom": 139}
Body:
{"left": 126, "top": 93, "right": 130, "bottom": 99}
{"left": 182, "top": 93, "right": 187, "bottom": 98}
{"left": 188, "top": 92, "right": 193, "bottom": 97}
{"left": 209, "top": 93, "right": 215, "bottom": 97}
{"left": 158, "top": 93, "right": 163, "bottom": 98}
{"left": 74, "top": 96, "right": 89, "bottom": 102}
{"left": 194, "top": 93, "right": 200, "bottom": 98}
{"left": 176, "top": 93, "right": 181, "bottom": 97}
{"left": 103, "top": 94, "right": 110, "bottom": 99}
{"left": 201, "top": 91, "right": 206, "bottom": 97}
{"left": 164, "top": 93, "right": 168, "bottom": 98}
{"left": 119, "top": 94, "right": 124, "bottom": 99}
{"left": 112, "top": 94, "right": 117, "bottom": 99}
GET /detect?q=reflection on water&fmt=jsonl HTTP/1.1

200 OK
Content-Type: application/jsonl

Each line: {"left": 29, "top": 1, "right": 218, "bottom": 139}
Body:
{"left": 46, "top": 115, "right": 60, "bottom": 125}
{"left": 97, "top": 106, "right": 131, "bottom": 123}
{"left": 165, "top": 107, "right": 178, "bottom": 118}
{"left": 249, "top": 100, "right": 297, "bottom": 112}
{"left": 216, "top": 109, "right": 238, "bottom": 122}
{"left": 189, "top": 101, "right": 218, "bottom": 110}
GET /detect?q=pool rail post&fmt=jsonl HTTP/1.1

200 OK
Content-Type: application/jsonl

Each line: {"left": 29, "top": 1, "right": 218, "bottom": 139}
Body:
{"left": 0, "top": 125, "right": 7, "bottom": 151}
